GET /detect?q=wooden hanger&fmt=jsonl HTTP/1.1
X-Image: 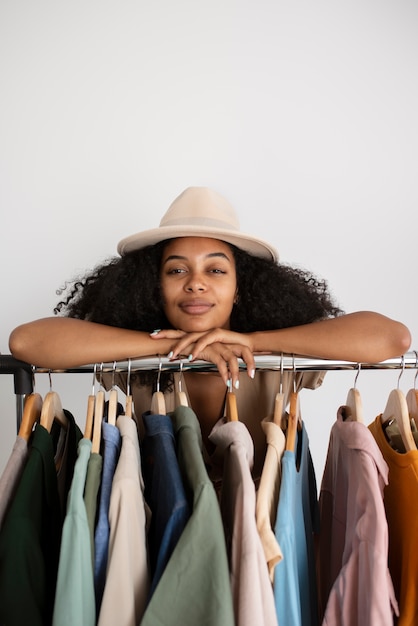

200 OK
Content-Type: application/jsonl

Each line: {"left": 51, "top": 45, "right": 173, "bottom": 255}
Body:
{"left": 150, "top": 358, "right": 166, "bottom": 415}
{"left": 18, "top": 392, "right": 43, "bottom": 441}
{"left": 381, "top": 356, "right": 417, "bottom": 452}
{"left": 175, "top": 361, "right": 189, "bottom": 407}
{"left": 92, "top": 389, "right": 105, "bottom": 454}
{"left": 407, "top": 388, "right": 418, "bottom": 421}
{"left": 40, "top": 390, "right": 68, "bottom": 433}
{"left": 344, "top": 365, "right": 364, "bottom": 423}
{"left": 84, "top": 364, "right": 98, "bottom": 439}
{"left": 225, "top": 383, "right": 238, "bottom": 422}
{"left": 125, "top": 359, "right": 134, "bottom": 418}
{"left": 406, "top": 353, "right": 418, "bottom": 422}
{"left": 107, "top": 389, "right": 119, "bottom": 426}
{"left": 381, "top": 389, "right": 417, "bottom": 452}
{"left": 273, "top": 392, "right": 285, "bottom": 427}
{"left": 285, "top": 391, "right": 300, "bottom": 452}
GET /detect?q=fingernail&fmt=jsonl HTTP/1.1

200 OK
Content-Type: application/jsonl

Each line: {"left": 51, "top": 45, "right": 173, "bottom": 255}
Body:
{"left": 234, "top": 379, "right": 240, "bottom": 390}
{"left": 250, "top": 369, "right": 255, "bottom": 379}
{"left": 226, "top": 378, "right": 231, "bottom": 388}
{"left": 187, "top": 354, "right": 193, "bottom": 361}
{"left": 150, "top": 329, "right": 161, "bottom": 336}
{"left": 167, "top": 351, "right": 173, "bottom": 358}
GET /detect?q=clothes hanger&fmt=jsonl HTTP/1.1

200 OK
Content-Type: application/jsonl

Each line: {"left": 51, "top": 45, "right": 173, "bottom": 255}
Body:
{"left": 175, "top": 360, "right": 189, "bottom": 407}
{"left": 91, "top": 363, "right": 104, "bottom": 454}
{"left": 18, "top": 393, "right": 43, "bottom": 441}
{"left": 150, "top": 357, "right": 166, "bottom": 415}
{"left": 125, "top": 359, "right": 134, "bottom": 418}
{"left": 343, "top": 363, "right": 364, "bottom": 423}
{"left": 225, "top": 381, "right": 239, "bottom": 421}
{"left": 18, "top": 367, "right": 43, "bottom": 441}
{"left": 406, "top": 351, "right": 418, "bottom": 421}
{"left": 107, "top": 362, "right": 119, "bottom": 426}
{"left": 285, "top": 357, "right": 301, "bottom": 452}
{"left": 40, "top": 371, "right": 68, "bottom": 433}
{"left": 84, "top": 364, "right": 97, "bottom": 440}
{"left": 274, "top": 355, "right": 285, "bottom": 427}
{"left": 381, "top": 356, "right": 417, "bottom": 452}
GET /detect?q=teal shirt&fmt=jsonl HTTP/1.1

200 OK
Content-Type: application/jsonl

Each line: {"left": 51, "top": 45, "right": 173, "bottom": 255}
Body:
{"left": 53, "top": 438, "right": 95, "bottom": 626}
{"left": 140, "top": 406, "right": 235, "bottom": 626}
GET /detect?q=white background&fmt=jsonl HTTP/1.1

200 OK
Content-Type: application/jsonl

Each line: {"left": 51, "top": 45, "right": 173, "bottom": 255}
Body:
{"left": 0, "top": 0, "right": 417, "bottom": 480}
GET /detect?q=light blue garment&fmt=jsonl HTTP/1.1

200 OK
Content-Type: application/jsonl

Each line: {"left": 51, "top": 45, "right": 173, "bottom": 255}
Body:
{"left": 53, "top": 438, "right": 95, "bottom": 626}
{"left": 94, "top": 421, "right": 121, "bottom": 612}
{"left": 273, "top": 424, "right": 319, "bottom": 626}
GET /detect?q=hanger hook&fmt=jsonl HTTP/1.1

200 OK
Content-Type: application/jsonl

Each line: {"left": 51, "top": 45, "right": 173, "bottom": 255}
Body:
{"left": 397, "top": 354, "right": 405, "bottom": 389}
{"left": 31, "top": 365, "right": 36, "bottom": 393}
{"left": 127, "top": 359, "right": 132, "bottom": 397}
{"left": 156, "top": 356, "right": 162, "bottom": 393}
{"left": 292, "top": 354, "right": 297, "bottom": 393}
{"left": 48, "top": 369, "right": 53, "bottom": 392}
{"left": 91, "top": 363, "right": 98, "bottom": 396}
{"left": 99, "top": 362, "right": 104, "bottom": 389}
{"left": 354, "top": 362, "right": 361, "bottom": 389}
{"left": 179, "top": 359, "right": 184, "bottom": 394}
{"left": 413, "top": 350, "right": 418, "bottom": 390}
{"left": 279, "top": 353, "right": 284, "bottom": 394}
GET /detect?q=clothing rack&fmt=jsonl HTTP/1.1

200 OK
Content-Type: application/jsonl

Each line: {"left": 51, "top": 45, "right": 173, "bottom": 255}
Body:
{"left": 1, "top": 351, "right": 418, "bottom": 432}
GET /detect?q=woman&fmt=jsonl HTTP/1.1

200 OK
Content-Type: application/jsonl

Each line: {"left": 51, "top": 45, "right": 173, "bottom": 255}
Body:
{"left": 9, "top": 187, "right": 411, "bottom": 472}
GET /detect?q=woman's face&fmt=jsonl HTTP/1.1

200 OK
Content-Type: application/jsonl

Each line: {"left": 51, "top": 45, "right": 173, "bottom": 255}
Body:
{"left": 160, "top": 237, "right": 237, "bottom": 333}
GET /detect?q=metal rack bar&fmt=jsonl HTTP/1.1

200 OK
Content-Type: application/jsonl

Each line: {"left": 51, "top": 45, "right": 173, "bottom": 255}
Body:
{"left": 1, "top": 352, "right": 417, "bottom": 429}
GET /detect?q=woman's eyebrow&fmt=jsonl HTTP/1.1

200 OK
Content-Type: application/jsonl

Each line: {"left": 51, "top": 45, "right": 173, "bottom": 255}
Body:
{"left": 162, "top": 252, "right": 232, "bottom": 264}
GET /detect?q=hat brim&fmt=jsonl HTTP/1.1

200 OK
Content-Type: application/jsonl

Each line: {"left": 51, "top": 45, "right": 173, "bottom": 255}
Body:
{"left": 117, "top": 225, "right": 278, "bottom": 261}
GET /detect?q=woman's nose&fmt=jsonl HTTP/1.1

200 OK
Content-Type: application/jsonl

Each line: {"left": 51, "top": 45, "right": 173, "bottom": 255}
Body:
{"left": 185, "top": 273, "right": 206, "bottom": 292}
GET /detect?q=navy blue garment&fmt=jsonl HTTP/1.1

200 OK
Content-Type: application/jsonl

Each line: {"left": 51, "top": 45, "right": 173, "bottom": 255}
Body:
{"left": 142, "top": 412, "right": 191, "bottom": 598}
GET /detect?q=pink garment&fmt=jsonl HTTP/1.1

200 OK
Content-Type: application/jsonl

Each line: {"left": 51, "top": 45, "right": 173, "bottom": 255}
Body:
{"left": 209, "top": 419, "right": 278, "bottom": 626}
{"left": 317, "top": 407, "right": 398, "bottom": 625}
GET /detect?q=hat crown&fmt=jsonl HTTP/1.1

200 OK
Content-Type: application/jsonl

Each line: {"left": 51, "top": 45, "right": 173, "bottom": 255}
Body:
{"left": 160, "top": 187, "right": 240, "bottom": 231}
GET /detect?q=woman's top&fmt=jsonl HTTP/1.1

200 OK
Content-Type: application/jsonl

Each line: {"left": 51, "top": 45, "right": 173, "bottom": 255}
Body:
{"left": 106, "top": 369, "right": 324, "bottom": 483}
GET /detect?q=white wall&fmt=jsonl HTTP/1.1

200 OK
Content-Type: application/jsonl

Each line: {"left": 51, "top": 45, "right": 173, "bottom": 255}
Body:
{"left": 1, "top": 0, "right": 417, "bottom": 480}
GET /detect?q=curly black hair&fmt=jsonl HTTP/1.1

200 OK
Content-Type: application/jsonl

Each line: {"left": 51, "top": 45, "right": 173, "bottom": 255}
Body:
{"left": 54, "top": 239, "right": 343, "bottom": 388}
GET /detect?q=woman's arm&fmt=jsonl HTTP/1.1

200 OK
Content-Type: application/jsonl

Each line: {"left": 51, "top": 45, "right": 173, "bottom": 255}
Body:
{"left": 8, "top": 317, "right": 174, "bottom": 369}
{"left": 162, "top": 311, "right": 412, "bottom": 387}
{"left": 249, "top": 311, "right": 412, "bottom": 363}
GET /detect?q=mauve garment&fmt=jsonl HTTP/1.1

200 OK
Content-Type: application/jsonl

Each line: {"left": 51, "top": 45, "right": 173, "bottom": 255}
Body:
{"left": 318, "top": 408, "right": 398, "bottom": 625}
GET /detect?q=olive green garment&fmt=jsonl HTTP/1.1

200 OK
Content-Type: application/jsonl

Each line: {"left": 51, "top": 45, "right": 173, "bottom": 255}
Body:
{"left": 140, "top": 406, "right": 235, "bottom": 626}
{"left": 83, "top": 451, "right": 103, "bottom": 566}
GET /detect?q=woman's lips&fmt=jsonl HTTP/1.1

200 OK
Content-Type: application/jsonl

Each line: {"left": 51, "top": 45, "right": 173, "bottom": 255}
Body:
{"left": 179, "top": 300, "right": 213, "bottom": 315}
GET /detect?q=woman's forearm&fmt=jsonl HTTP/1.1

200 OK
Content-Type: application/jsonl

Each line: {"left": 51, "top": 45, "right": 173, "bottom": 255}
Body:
{"left": 250, "top": 311, "right": 412, "bottom": 363}
{"left": 9, "top": 317, "right": 173, "bottom": 369}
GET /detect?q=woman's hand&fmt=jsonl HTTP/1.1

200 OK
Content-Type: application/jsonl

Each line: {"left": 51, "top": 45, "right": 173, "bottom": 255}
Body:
{"left": 150, "top": 328, "right": 257, "bottom": 388}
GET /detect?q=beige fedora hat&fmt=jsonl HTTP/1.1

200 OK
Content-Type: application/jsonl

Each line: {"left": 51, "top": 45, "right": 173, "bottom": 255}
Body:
{"left": 117, "top": 186, "right": 278, "bottom": 261}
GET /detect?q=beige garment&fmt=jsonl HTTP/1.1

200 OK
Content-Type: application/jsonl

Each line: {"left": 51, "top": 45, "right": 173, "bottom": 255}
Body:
{"left": 105, "top": 368, "right": 324, "bottom": 481}
{"left": 255, "top": 417, "right": 286, "bottom": 581}
{"left": 97, "top": 415, "right": 150, "bottom": 626}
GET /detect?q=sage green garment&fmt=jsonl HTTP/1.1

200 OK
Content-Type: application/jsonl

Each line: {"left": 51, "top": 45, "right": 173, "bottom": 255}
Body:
{"left": 53, "top": 438, "right": 95, "bottom": 626}
{"left": 140, "top": 406, "right": 235, "bottom": 626}
{"left": 83, "top": 451, "right": 103, "bottom": 567}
